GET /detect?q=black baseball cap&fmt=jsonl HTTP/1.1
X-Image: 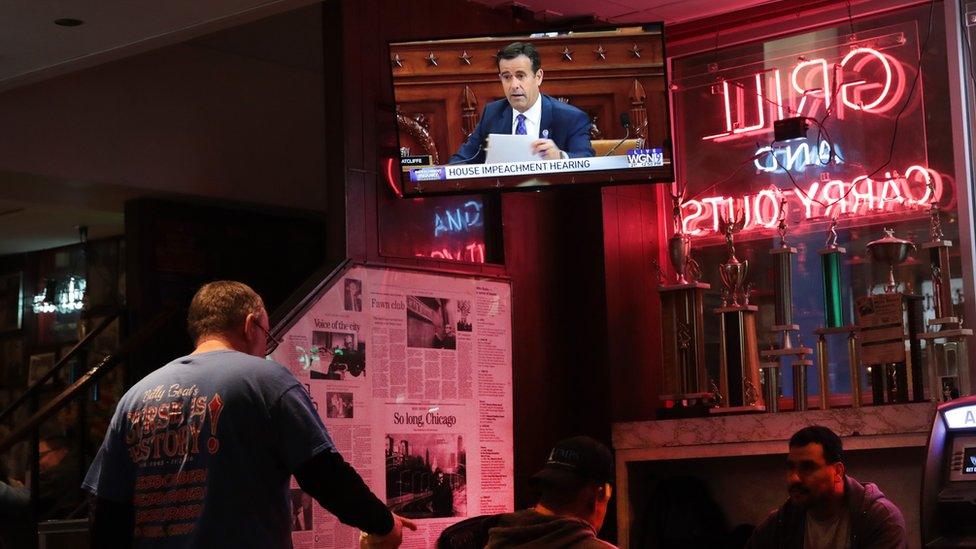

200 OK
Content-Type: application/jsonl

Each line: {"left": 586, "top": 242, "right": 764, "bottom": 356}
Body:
{"left": 530, "top": 436, "right": 614, "bottom": 487}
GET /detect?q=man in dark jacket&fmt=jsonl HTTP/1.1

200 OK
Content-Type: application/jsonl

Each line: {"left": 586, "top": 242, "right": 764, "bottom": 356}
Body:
{"left": 746, "top": 426, "right": 907, "bottom": 549}
{"left": 449, "top": 42, "right": 594, "bottom": 165}
{"left": 484, "top": 436, "right": 616, "bottom": 548}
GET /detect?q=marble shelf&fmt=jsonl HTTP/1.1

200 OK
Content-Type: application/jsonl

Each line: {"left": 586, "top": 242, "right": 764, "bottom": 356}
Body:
{"left": 611, "top": 402, "right": 937, "bottom": 548}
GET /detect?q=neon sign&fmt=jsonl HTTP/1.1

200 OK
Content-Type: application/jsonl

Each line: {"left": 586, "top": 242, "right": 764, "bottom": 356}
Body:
{"left": 411, "top": 200, "right": 487, "bottom": 263}
{"left": 702, "top": 47, "right": 906, "bottom": 143}
{"left": 754, "top": 141, "right": 843, "bottom": 174}
{"left": 681, "top": 164, "right": 942, "bottom": 236}
{"left": 32, "top": 276, "right": 86, "bottom": 314}
{"left": 417, "top": 242, "right": 486, "bottom": 263}
{"left": 433, "top": 200, "right": 483, "bottom": 237}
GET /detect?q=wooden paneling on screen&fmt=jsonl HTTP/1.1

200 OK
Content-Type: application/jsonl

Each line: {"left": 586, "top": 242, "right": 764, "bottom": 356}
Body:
{"left": 391, "top": 34, "right": 667, "bottom": 160}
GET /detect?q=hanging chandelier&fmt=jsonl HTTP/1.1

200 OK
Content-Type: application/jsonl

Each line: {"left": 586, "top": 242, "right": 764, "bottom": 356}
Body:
{"left": 32, "top": 276, "right": 86, "bottom": 314}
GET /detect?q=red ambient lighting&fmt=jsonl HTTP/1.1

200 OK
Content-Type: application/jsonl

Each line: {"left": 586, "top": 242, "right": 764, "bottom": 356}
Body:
{"left": 681, "top": 38, "right": 936, "bottom": 238}
{"left": 681, "top": 166, "right": 943, "bottom": 236}
{"left": 385, "top": 158, "right": 404, "bottom": 198}
{"left": 702, "top": 47, "right": 904, "bottom": 143}
{"left": 417, "top": 242, "right": 486, "bottom": 263}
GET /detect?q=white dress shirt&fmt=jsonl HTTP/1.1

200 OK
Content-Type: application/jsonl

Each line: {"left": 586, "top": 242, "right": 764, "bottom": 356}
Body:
{"left": 510, "top": 95, "right": 568, "bottom": 158}
{"left": 511, "top": 95, "right": 543, "bottom": 138}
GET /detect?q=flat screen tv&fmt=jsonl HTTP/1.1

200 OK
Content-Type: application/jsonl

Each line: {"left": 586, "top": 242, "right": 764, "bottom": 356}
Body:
{"left": 388, "top": 24, "right": 673, "bottom": 196}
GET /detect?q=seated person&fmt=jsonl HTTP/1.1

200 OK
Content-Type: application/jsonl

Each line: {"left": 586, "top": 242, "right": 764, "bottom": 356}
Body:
{"left": 449, "top": 42, "right": 594, "bottom": 165}
{"left": 438, "top": 435, "right": 616, "bottom": 548}
{"left": 746, "top": 425, "right": 907, "bottom": 549}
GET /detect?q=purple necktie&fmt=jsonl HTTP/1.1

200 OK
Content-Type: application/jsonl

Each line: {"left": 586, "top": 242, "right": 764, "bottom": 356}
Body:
{"left": 515, "top": 114, "right": 527, "bottom": 135}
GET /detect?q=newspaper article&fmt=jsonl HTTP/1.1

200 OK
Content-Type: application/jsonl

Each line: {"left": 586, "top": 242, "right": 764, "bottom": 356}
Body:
{"left": 271, "top": 266, "right": 513, "bottom": 548}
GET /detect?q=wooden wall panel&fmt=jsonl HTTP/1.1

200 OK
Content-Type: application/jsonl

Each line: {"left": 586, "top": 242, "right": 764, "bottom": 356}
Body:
{"left": 502, "top": 188, "right": 612, "bottom": 511}
{"left": 602, "top": 184, "right": 669, "bottom": 421}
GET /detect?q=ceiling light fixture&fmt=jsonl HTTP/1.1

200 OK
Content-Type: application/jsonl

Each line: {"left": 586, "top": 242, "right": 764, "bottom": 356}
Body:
{"left": 32, "top": 276, "right": 86, "bottom": 314}
{"left": 32, "top": 279, "right": 57, "bottom": 314}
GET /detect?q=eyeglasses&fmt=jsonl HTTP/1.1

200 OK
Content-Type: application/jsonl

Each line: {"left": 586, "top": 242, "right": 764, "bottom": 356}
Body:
{"left": 255, "top": 321, "right": 284, "bottom": 355}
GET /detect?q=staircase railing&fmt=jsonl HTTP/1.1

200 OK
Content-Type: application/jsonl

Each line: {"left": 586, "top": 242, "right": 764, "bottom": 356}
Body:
{"left": 0, "top": 304, "right": 180, "bottom": 549}
{"left": 0, "top": 313, "right": 119, "bottom": 428}
{"left": 0, "top": 306, "right": 177, "bottom": 455}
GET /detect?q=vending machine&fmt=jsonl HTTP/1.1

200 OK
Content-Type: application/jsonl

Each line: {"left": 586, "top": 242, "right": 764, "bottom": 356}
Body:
{"left": 921, "top": 395, "right": 976, "bottom": 547}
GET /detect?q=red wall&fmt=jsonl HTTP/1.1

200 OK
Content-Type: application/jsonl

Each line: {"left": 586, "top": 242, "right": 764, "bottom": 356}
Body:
{"left": 602, "top": 184, "right": 668, "bottom": 421}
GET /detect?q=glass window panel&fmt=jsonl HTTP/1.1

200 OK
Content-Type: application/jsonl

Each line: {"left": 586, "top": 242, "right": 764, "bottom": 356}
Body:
{"left": 669, "top": 3, "right": 957, "bottom": 402}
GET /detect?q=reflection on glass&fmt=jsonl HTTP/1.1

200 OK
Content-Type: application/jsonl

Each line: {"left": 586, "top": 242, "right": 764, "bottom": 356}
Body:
{"left": 670, "top": 3, "right": 956, "bottom": 402}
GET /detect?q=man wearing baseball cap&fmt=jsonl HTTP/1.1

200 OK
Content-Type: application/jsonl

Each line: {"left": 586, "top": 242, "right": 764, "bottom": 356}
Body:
{"left": 485, "top": 435, "right": 617, "bottom": 548}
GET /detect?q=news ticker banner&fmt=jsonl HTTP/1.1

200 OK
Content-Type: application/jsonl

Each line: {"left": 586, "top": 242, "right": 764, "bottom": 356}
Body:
{"left": 408, "top": 148, "right": 665, "bottom": 182}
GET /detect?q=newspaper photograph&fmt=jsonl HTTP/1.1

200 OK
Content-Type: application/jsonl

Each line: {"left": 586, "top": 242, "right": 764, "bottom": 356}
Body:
{"left": 272, "top": 265, "right": 513, "bottom": 548}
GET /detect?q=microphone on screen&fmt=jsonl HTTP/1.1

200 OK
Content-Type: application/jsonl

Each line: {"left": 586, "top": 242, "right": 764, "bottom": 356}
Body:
{"left": 448, "top": 137, "right": 489, "bottom": 165}
{"left": 604, "top": 113, "right": 632, "bottom": 157}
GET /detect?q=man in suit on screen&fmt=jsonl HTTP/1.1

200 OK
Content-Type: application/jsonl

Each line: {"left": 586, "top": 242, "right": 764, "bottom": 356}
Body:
{"left": 449, "top": 42, "right": 594, "bottom": 164}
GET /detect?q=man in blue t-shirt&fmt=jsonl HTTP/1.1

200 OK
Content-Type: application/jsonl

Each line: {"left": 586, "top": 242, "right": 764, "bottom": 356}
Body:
{"left": 84, "top": 280, "right": 415, "bottom": 548}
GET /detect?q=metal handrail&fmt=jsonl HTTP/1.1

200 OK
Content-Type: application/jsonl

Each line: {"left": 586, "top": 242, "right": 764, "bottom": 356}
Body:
{"left": 0, "top": 312, "right": 120, "bottom": 426}
{"left": 0, "top": 305, "right": 179, "bottom": 456}
{"left": 269, "top": 257, "right": 350, "bottom": 341}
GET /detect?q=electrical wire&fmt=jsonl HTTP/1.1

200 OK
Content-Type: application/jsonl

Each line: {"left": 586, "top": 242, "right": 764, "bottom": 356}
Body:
{"left": 846, "top": 0, "right": 857, "bottom": 39}
{"left": 683, "top": 0, "right": 936, "bottom": 215}
{"left": 685, "top": 147, "right": 772, "bottom": 202}
{"left": 862, "top": 0, "right": 934, "bottom": 183}
{"left": 802, "top": 0, "right": 933, "bottom": 209}
{"left": 812, "top": 0, "right": 859, "bottom": 129}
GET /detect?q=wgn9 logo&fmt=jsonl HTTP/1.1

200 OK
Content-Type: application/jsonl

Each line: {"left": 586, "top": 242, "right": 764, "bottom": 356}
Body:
{"left": 626, "top": 148, "right": 664, "bottom": 167}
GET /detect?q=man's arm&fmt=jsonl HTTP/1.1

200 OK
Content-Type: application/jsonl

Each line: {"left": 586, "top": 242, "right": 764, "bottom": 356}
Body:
{"left": 294, "top": 450, "right": 416, "bottom": 547}
{"left": 293, "top": 449, "right": 392, "bottom": 534}
{"left": 862, "top": 500, "right": 908, "bottom": 549}
{"left": 563, "top": 111, "right": 595, "bottom": 158}
{"left": 275, "top": 383, "right": 415, "bottom": 545}
{"left": 90, "top": 496, "right": 133, "bottom": 549}
{"left": 275, "top": 385, "right": 393, "bottom": 533}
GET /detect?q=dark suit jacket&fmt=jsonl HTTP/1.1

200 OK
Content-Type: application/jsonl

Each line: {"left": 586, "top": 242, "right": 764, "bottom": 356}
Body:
{"left": 449, "top": 94, "right": 594, "bottom": 164}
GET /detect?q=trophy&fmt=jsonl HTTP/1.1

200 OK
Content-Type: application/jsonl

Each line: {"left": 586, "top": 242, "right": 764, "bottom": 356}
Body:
{"left": 858, "top": 227, "right": 924, "bottom": 404}
{"left": 759, "top": 202, "right": 813, "bottom": 411}
{"left": 718, "top": 213, "right": 748, "bottom": 307}
{"left": 668, "top": 232, "right": 693, "bottom": 285}
{"left": 821, "top": 219, "right": 846, "bottom": 328}
{"left": 810, "top": 219, "right": 862, "bottom": 408}
{"left": 867, "top": 228, "right": 915, "bottom": 294}
{"left": 657, "top": 187, "right": 712, "bottom": 416}
{"left": 711, "top": 207, "right": 764, "bottom": 413}
{"left": 760, "top": 355, "right": 781, "bottom": 413}
{"left": 917, "top": 188, "right": 973, "bottom": 401}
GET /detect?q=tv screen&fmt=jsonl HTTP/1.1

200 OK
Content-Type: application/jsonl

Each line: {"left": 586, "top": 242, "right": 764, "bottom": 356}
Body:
{"left": 965, "top": 446, "right": 976, "bottom": 475}
{"left": 389, "top": 24, "right": 673, "bottom": 196}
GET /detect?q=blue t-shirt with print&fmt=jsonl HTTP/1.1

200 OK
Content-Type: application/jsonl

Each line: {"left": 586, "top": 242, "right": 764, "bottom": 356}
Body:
{"left": 84, "top": 350, "right": 334, "bottom": 548}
